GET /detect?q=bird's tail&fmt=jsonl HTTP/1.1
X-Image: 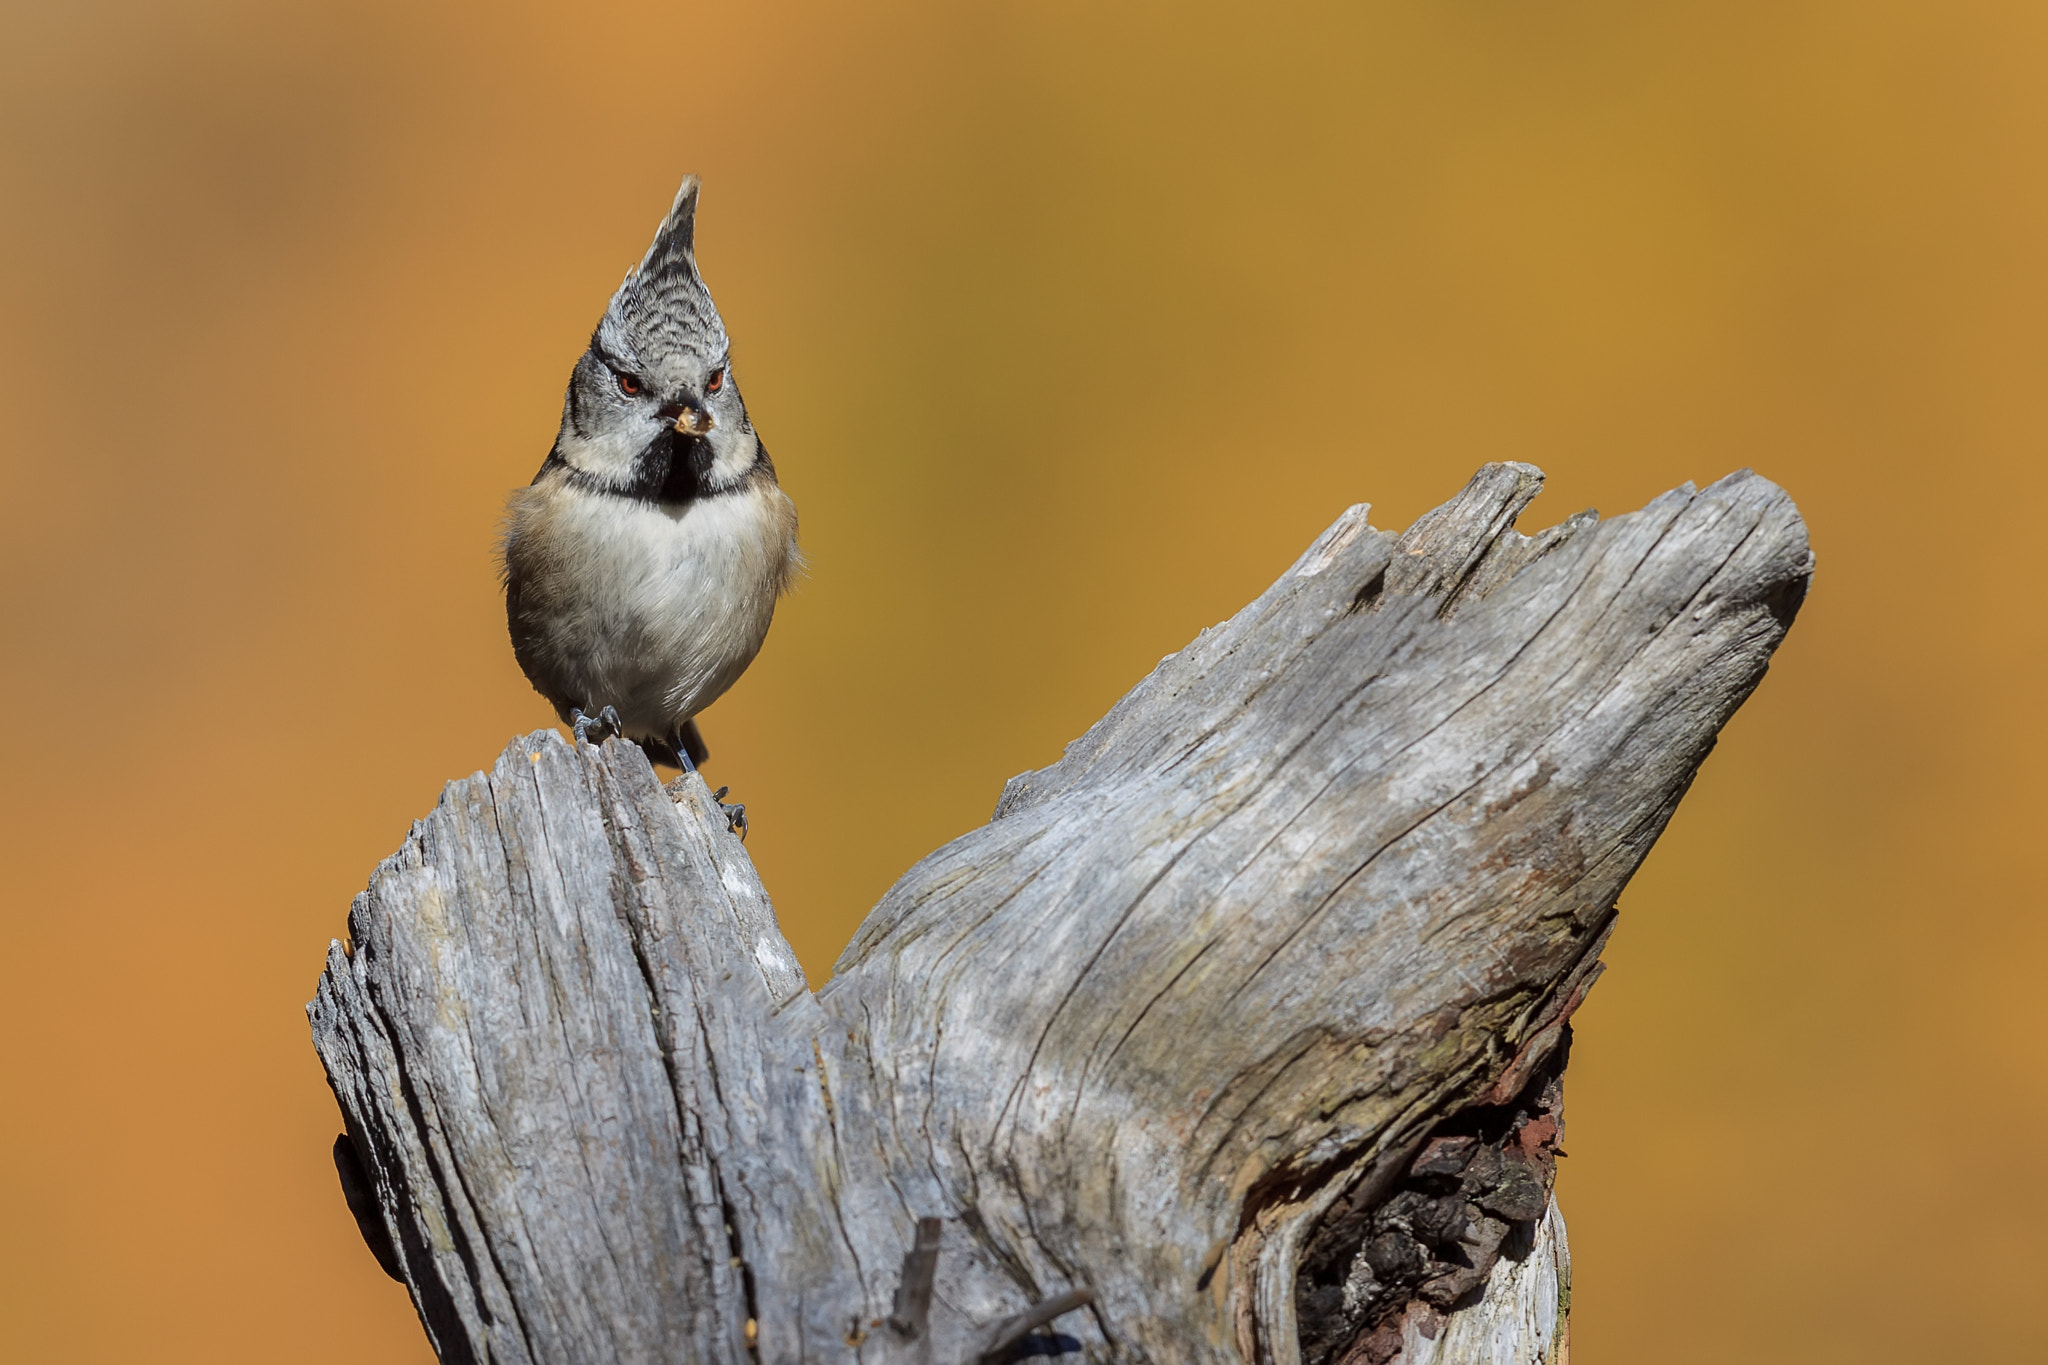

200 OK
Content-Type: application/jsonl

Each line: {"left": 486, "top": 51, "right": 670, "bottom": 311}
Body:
{"left": 642, "top": 718, "right": 711, "bottom": 771}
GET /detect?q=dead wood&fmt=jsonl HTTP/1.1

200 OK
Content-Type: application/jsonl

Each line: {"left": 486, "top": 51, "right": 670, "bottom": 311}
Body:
{"left": 311, "top": 462, "right": 1810, "bottom": 1364}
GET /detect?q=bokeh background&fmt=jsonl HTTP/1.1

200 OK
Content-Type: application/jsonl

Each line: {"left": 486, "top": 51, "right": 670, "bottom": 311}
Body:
{"left": 2, "top": 1, "right": 2042, "bottom": 1360}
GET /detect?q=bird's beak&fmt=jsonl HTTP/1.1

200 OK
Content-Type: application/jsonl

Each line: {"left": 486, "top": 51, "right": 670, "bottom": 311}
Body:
{"left": 659, "top": 400, "right": 716, "bottom": 436}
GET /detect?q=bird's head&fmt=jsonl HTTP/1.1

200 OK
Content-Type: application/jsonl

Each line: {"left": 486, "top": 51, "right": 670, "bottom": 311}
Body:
{"left": 552, "top": 176, "right": 761, "bottom": 498}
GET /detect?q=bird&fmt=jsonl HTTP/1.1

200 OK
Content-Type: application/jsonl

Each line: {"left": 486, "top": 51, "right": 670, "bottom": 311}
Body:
{"left": 502, "top": 175, "right": 799, "bottom": 819}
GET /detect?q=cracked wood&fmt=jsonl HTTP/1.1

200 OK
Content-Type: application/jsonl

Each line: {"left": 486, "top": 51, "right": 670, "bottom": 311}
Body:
{"left": 311, "top": 462, "right": 1810, "bottom": 1364}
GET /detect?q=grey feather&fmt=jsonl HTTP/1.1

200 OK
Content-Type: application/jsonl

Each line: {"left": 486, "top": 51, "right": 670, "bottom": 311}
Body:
{"left": 594, "top": 175, "right": 729, "bottom": 386}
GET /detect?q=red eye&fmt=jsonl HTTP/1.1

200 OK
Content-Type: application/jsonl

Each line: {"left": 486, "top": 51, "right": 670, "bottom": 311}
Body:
{"left": 617, "top": 373, "right": 641, "bottom": 396}
{"left": 706, "top": 367, "right": 725, "bottom": 394}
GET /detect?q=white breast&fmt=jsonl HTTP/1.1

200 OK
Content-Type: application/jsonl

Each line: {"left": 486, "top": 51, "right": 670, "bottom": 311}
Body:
{"left": 509, "top": 478, "right": 797, "bottom": 740}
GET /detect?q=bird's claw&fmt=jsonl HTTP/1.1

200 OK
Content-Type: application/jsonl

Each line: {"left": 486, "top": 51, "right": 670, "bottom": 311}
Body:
{"left": 710, "top": 786, "right": 748, "bottom": 841}
{"left": 571, "top": 705, "right": 624, "bottom": 746}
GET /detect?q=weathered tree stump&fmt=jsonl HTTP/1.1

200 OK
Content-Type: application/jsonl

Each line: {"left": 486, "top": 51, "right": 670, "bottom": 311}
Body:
{"left": 311, "top": 463, "right": 1810, "bottom": 1365}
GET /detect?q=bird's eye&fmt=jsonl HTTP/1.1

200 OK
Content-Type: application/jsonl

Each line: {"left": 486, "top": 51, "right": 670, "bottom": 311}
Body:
{"left": 706, "top": 366, "right": 725, "bottom": 395}
{"left": 617, "top": 372, "right": 641, "bottom": 396}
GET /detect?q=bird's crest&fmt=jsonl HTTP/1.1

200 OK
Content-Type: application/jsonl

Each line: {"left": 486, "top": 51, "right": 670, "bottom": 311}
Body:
{"left": 595, "top": 175, "right": 728, "bottom": 375}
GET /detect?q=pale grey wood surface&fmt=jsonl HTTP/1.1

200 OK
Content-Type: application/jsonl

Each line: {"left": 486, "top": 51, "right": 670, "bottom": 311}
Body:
{"left": 311, "top": 463, "right": 1809, "bottom": 1365}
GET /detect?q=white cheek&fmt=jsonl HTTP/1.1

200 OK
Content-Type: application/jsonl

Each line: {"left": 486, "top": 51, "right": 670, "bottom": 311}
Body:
{"left": 560, "top": 415, "right": 660, "bottom": 477}
{"left": 708, "top": 428, "right": 757, "bottom": 484}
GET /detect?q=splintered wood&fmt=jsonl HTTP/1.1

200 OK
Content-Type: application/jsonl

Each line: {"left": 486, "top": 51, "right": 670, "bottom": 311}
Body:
{"left": 312, "top": 463, "right": 1809, "bottom": 1365}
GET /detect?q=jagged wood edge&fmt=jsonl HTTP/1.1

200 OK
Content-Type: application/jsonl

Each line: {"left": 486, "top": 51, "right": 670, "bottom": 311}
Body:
{"left": 311, "top": 461, "right": 1810, "bottom": 1365}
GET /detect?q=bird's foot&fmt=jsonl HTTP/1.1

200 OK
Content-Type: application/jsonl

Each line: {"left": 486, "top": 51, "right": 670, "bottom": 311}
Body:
{"left": 570, "top": 705, "right": 624, "bottom": 746}
{"left": 710, "top": 786, "right": 748, "bottom": 841}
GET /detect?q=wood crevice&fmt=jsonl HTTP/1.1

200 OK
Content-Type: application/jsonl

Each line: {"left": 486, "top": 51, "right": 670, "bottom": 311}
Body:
{"left": 312, "top": 462, "right": 1810, "bottom": 1364}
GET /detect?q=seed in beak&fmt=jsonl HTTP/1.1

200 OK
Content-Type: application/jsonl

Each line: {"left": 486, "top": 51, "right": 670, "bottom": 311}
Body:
{"left": 663, "top": 402, "right": 716, "bottom": 435}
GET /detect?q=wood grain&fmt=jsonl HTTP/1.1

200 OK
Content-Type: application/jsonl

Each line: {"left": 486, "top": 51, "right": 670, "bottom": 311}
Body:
{"left": 312, "top": 463, "right": 1810, "bottom": 1364}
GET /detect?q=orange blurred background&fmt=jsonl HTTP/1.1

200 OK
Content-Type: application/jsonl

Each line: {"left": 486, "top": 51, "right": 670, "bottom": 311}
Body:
{"left": 2, "top": 1, "right": 2042, "bottom": 1360}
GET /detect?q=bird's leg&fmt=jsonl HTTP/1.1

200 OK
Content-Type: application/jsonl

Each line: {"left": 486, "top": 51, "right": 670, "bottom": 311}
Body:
{"left": 709, "top": 786, "right": 748, "bottom": 841}
{"left": 678, "top": 718, "right": 710, "bottom": 769}
{"left": 570, "top": 705, "right": 624, "bottom": 746}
